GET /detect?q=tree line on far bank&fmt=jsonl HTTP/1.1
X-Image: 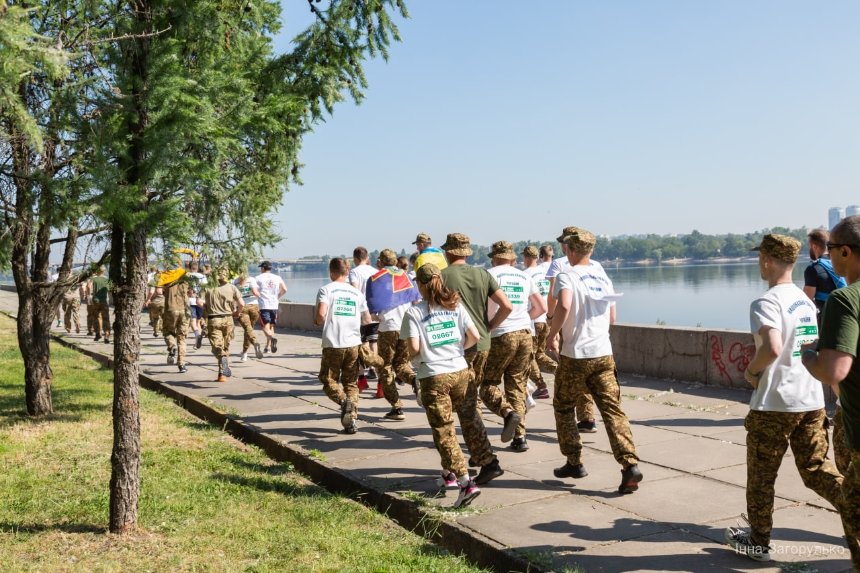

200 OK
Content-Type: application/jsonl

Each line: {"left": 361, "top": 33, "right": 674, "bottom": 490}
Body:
{"left": 315, "top": 227, "right": 814, "bottom": 267}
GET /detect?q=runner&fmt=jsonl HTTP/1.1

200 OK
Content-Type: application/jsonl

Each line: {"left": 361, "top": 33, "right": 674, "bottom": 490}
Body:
{"left": 187, "top": 260, "right": 207, "bottom": 349}
{"left": 349, "top": 246, "right": 381, "bottom": 384}
{"left": 144, "top": 277, "right": 165, "bottom": 338}
{"left": 204, "top": 268, "right": 244, "bottom": 383}
{"left": 523, "top": 245, "right": 554, "bottom": 399}
{"left": 401, "top": 263, "right": 481, "bottom": 507}
{"left": 413, "top": 232, "right": 448, "bottom": 271}
{"left": 162, "top": 275, "right": 190, "bottom": 374}
{"left": 61, "top": 284, "right": 80, "bottom": 334}
{"left": 255, "top": 260, "right": 287, "bottom": 353}
{"left": 315, "top": 258, "right": 374, "bottom": 434}
{"left": 483, "top": 241, "right": 546, "bottom": 452}
{"left": 90, "top": 267, "right": 111, "bottom": 344}
{"left": 235, "top": 271, "right": 264, "bottom": 361}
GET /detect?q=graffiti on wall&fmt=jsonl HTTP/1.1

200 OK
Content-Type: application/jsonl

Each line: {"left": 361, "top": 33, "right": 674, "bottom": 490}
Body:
{"left": 710, "top": 334, "right": 755, "bottom": 383}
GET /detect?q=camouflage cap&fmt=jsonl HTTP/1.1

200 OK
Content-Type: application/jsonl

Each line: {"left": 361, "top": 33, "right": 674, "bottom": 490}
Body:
{"left": 556, "top": 226, "right": 582, "bottom": 243}
{"left": 563, "top": 229, "right": 597, "bottom": 253}
{"left": 490, "top": 240, "right": 517, "bottom": 261}
{"left": 378, "top": 248, "right": 397, "bottom": 266}
{"left": 416, "top": 262, "right": 441, "bottom": 284}
{"left": 441, "top": 233, "right": 473, "bottom": 256}
{"left": 412, "top": 232, "right": 432, "bottom": 245}
{"left": 522, "top": 245, "right": 539, "bottom": 258}
{"left": 752, "top": 233, "right": 800, "bottom": 263}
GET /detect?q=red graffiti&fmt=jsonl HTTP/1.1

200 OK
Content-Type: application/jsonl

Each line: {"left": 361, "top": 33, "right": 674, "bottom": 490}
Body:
{"left": 728, "top": 341, "right": 755, "bottom": 373}
{"left": 710, "top": 335, "right": 756, "bottom": 382}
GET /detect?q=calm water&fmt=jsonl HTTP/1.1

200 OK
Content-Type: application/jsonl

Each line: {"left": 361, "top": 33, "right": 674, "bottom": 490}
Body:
{"left": 277, "top": 262, "right": 808, "bottom": 331}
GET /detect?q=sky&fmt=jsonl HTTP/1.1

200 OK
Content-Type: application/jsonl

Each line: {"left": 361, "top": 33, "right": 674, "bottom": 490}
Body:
{"left": 268, "top": 1, "right": 860, "bottom": 259}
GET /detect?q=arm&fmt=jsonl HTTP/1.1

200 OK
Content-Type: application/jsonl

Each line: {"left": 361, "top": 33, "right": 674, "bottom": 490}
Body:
{"left": 546, "top": 277, "right": 557, "bottom": 319}
{"left": 802, "top": 347, "right": 854, "bottom": 387}
{"left": 406, "top": 336, "right": 420, "bottom": 359}
{"left": 463, "top": 324, "right": 479, "bottom": 350}
{"left": 546, "top": 287, "right": 572, "bottom": 356}
{"left": 744, "top": 326, "right": 781, "bottom": 388}
{"left": 527, "top": 292, "right": 547, "bottom": 320}
{"left": 610, "top": 303, "right": 617, "bottom": 325}
{"left": 278, "top": 279, "right": 287, "bottom": 298}
{"left": 314, "top": 302, "right": 327, "bottom": 326}
{"left": 233, "top": 288, "right": 244, "bottom": 313}
{"left": 487, "top": 289, "right": 513, "bottom": 331}
{"left": 360, "top": 310, "right": 373, "bottom": 325}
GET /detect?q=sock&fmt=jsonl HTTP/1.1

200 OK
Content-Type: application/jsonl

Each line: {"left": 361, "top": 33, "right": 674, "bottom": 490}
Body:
{"left": 457, "top": 474, "right": 471, "bottom": 487}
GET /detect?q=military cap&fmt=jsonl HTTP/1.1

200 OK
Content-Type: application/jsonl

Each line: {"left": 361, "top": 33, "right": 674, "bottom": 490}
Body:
{"left": 752, "top": 233, "right": 800, "bottom": 263}
{"left": 441, "top": 233, "right": 473, "bottom": 257}
{"left": 489, "top": 240, "right": 517, "bottom": 261}
{"left": 564, "top": 229, "right": 597, "bottom": 253}
{"left": 412, "top": 232, "right": 432, "bottom": 245}
{"left": 556, "top": 226, "right": 582, "bottom": 243}
{"left": 416, "top": 262, "right": 441, "bottom": 283}
{"left": 522, "top": 245, "right": 539, "bottom": 258}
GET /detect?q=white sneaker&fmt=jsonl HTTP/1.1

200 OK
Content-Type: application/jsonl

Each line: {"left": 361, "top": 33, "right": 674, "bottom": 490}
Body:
{"left": 240, "top": 352, "right": 248, "bottom": 362}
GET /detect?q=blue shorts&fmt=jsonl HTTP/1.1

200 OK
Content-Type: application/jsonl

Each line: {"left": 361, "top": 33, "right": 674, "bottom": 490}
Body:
{"left": 190, "top": 305, "right": 204, "bottom": 320}
{"left": 260, "top": 309, "right": 278, "bottom": 325}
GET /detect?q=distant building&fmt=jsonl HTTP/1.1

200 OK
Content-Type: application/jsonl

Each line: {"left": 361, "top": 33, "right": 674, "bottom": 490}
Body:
{"left": 829, "top": 206, "right": 845, "bottom": 229}
{"left": 847, "top": 205, "right": 860, "bottom": 218}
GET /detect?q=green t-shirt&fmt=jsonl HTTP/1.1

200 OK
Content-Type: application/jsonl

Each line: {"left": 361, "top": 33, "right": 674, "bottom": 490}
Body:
{"left": 818, "top": 282, "right": 860, "bottom": 450}
{"left": 91, "top": 276, "right": 110, "bottom": 304}
{"left": 441, "top": 263, "right": 499, "bottom": 352}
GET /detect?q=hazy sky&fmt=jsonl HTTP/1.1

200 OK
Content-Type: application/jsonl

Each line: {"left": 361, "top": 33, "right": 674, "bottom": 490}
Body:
{"left": 269, "top": 1, "right": 860, "bottom": 259}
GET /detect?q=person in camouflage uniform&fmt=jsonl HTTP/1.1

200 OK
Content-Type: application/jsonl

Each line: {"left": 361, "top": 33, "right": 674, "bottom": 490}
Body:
{"left": 547, "top": 229, "right": 642, "bottom": 494}
{"left": 522, "top": 244, "right": 555, "bottom": 399}
{"left": 162, "top": 275, "right": 190, "bottom": 374}
{"left": 725, "top": 234, "right": 844, "bottom": 563}
{"left": 62, "top": 287, "right": 80, "bottom": 334}
{"left": 441, "top": 233, "right": 511, "bottom": 484}
{"left": 802, "top": 216, "right": 860, "bottom": 569}
{"left": 235, "top": 272, "right": 264, "bottom": 361}
{"left": 205, "top": 268, "right": 244, "bottom": 383}
{"left": 145, "top": 282, "right": 165, "bottom": 337}
{"left": 482, "top": 241, "right": 546, "bottom": 451}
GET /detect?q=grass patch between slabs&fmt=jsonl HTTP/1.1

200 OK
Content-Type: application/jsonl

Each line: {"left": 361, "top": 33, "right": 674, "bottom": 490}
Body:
{"left": 0, "top": 315, "right": 488, "bottom": 572}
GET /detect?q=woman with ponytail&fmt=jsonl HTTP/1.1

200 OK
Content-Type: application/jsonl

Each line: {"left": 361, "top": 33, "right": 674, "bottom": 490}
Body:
{"left": 400, "top": 263, "right": 482, "bottom": 508}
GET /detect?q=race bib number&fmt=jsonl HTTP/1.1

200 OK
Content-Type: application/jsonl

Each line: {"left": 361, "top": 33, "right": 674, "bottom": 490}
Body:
{"left": 536, "top": 279, "right": 550, "bottom": 297}
{"left": 426, "top": 320, "right": 460, "bottom": 347}
{"left": 334, "top": 298, "right": 357, "bottom": 317}
{"left": 501, "top": 282, "right": 525, "bottom": 304}
{"left": 792, "top": 324, "right": 818, "bottom": 357}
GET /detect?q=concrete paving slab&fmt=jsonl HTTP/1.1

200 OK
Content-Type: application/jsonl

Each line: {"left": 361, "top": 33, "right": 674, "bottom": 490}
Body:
{"left": 639, "top": 409, "right": 745, "bottom": 437}
{"left": 701, "top": 462, "right": 839, "bottom": 510}
{"left": 635, "top": 435, "right": 747, "bottom": 473}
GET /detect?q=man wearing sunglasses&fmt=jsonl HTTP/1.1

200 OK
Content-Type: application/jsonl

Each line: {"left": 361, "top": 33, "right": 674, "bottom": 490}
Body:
{"left": 802, "top": 218, "right": 860, "bottom": 570}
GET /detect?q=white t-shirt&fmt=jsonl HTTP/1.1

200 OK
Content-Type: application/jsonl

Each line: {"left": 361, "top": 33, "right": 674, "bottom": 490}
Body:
{"left": 236, "top": 277, "right": 259, "bottom": 306}
{"left": 348, "top": 263, "right": 377, "bottom": 295}
{"left": 378, "top": 302, "right": 410, "bottom": 333}
{"left": 488, "top": 265, "right": 539, "bottom": 337}
{"left": 545, "top": 256, "right": 570, "bottom": 280}
{"left": 553, "top": 265, "right": 616, "bottom": 359}
{"left": 524, "top": 265, "right": 551, "bottom": 325}
{"left": 186, "top": 272, "right": 207, "bottom": 307}
{"left": 255, "top": 272, "right": 287, "bottom": 310}
{"left": 317, "top": 281, "right": 366, "bottom": 349}
{"left": 748, "top": 283, "right": 823, "bottom": 413}
{"left": 400, "top": 301, "right": 474, "bottom": 379}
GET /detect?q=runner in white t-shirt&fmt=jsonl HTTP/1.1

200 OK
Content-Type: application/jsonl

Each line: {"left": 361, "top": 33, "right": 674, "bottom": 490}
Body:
{"left": 255, "top": 261, "right": 287, "bottom": 353}
{"left": 523, "top": 245, "right": 555, "bottom": 399}
{"left": 315, "top": 258, "right": 374, "bottom": 435}
{"left": 546, "top": 229, "right": 642, "bottom": 495}
{"left": 725, "top": 234, "right": 843, "bottom": 563}
{"left": 235, "top": 273, "right": 264, "bottom": 361}
{"left": 400, "top": 263, "right": 481, "bottom": 508}
{"left": 349, "top": 246, "right": 381, "bottom": 382}
{"left": 482, "top": 241, "right": 546, "bottom": 452}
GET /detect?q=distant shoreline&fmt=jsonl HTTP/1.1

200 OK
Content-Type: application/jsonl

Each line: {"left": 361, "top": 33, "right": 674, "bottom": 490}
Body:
{"left": 604, "top": 256, "right": 759, "bottom": 267}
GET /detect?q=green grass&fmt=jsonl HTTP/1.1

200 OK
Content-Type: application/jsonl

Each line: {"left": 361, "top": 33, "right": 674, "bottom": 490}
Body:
{"left": 0, "top": 315, "right": 490, "bottom": 572}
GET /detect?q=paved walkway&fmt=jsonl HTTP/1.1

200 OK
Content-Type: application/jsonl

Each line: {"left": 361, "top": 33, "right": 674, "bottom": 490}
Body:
{"left": 11, "top": 290, "right": 852, "bottom": 573}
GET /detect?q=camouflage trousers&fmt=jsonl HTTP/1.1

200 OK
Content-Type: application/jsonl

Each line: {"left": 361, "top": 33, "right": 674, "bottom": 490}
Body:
{"left": 238, "top": 304, "right": 260, "bottom": 352}
{"left": 554, "top": 354, "right": 638, "bottom": 468}
{"left": 462, "top": 348, "right": 495, "bottom": 466}
{"left": 319, "top": 346, "right": 361, "bottom": 418}
{"left": 86, "top": 303, "right": 96, "bottom": 334}
{"left": 377, "top": 331, "right": 416, "bottom": 409}
{"left": 91, "top": 302, "right": 111, "bottom": 336}
{"left": 482, "top": 329, "right": 533, "bottom": 439}
{"left": 841, "top": 447, "right": 860, "bottom": 568}
{"left": 163, "top": 309, "right": 189, "bottom": 365}
{"left": 528, "top": 322, "right": 557, "bottom": 388}
{"left": 62, "top": 295, "right": 80, "bottom": 333}
{"left": 149, "top": 301, "right": 164, "bottom": 336}
{"left": 207, "top": 316, "right": 234, "bottom": 362}
{"left": 420, "top": 368, "right": 472, "bottom": 477}
{"left": 550, "top": 330, "right": 595, "bottom": 421}
{"left": 744, "top": 409, "right": 843, "bottom": 548}
{"left": 833, "top": 406, "right": 851, "bottom": 475}
{"left": 357, "top": 342, "right": 384, "bottom": 370}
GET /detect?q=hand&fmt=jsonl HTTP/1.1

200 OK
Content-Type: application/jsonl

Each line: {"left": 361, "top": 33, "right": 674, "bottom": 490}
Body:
{"left": 744, "top": 367, "right": 761, "bottom": 388}
{"left": 546, "top": 334, "right": 559, "bottom": 359}
{"left": 800, "top": 341, "right": 818, "bottom": 354}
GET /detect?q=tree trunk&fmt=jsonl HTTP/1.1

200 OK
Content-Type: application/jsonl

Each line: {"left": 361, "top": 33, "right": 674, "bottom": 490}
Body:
{"left": 15, "top": 284, "right": 54, "bottom": 416}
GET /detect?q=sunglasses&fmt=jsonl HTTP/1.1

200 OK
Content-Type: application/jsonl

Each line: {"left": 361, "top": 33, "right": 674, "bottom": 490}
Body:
{"left": 826, "top": 242, "right": 860, "bottom": 251}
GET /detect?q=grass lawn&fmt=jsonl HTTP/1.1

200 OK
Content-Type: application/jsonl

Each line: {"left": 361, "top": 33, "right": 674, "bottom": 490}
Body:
{"left": 0, "top": 315, "right": 489, "bottom": 572}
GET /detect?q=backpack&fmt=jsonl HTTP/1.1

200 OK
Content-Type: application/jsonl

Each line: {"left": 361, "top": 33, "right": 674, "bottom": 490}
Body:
{"left": 812, "top": 258, "right": 847, "bottom": 302}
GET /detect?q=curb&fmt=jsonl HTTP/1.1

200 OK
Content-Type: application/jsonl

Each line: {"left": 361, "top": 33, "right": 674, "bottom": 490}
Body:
{"left": 47, "top": 330, "right": 544, "bottom": 573}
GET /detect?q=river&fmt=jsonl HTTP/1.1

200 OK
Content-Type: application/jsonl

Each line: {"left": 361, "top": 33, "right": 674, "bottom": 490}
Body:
{"left": 274, "top": 261, "right": 810, "bottom": 331}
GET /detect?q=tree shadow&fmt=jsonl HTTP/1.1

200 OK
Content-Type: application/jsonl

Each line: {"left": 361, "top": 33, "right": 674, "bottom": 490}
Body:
{"left": 0, "top": 522, "right": 105, "bottom": 534}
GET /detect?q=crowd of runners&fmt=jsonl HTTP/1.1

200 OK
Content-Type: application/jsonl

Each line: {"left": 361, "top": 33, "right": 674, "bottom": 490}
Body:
{"left": 55, "top": 223, "right": 859, "bottom": 568}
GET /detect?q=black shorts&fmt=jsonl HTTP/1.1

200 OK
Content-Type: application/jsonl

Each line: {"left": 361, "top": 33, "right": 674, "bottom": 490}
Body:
{"left": 260, "top": 309, "right": 278, "bottom": 325}
{"left": 360, "top": 322, "right": 379, "bottom": 343}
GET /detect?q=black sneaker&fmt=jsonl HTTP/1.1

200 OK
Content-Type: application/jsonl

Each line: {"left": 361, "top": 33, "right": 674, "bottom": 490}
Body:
{"left": 94, "top": 333, "right": 101, "bottom": 341}
{"left": 178, "top": 364, "right": 188, "bottom": 374}
{"left": 501, "top": 410, "right": 521, "bottom": 443}
{"left": 618, "top": 464, "right": 643, "bottom": 494}
{"left": 577, "top": 420, "right": 598, "bottom": 433}
{"left": 220, "top": 356, "right": 231, "bottom": 378}
{"left": 367, "top": 368, "right": 378, "bottom": 380}
{"left": 554, "top": 462, "right": 588, "bottom": 479}
{"left": 510, "top": 436, "right": 529, "bottom": 452}
{"left": 474, "top": 459, "right": 504, "bottom": 485}
{"left": 383, "top": 407, "right": 405, "bottom": 421}
{"left": 724, "top": 526, "right": 771, "bottom": 562}
{"left": 468, "top": 457, "right": 479, "bottom": 468}
{"left": 343, "top": 423, "right": 357, "bottom": 435}
{"left": 341, "top": 398, "right": 354, "bottom": 429}
{"left": 271, "top": 338, "right": 278, "bottom": 353}
{"left": 254, "top": 342, "right": 263, "bottom": 359}
{"left": 195, "top": 333, "right": 203, "bottom": 349}
{"left": 167, "top": 348, "right": 176, "bottom": 365}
